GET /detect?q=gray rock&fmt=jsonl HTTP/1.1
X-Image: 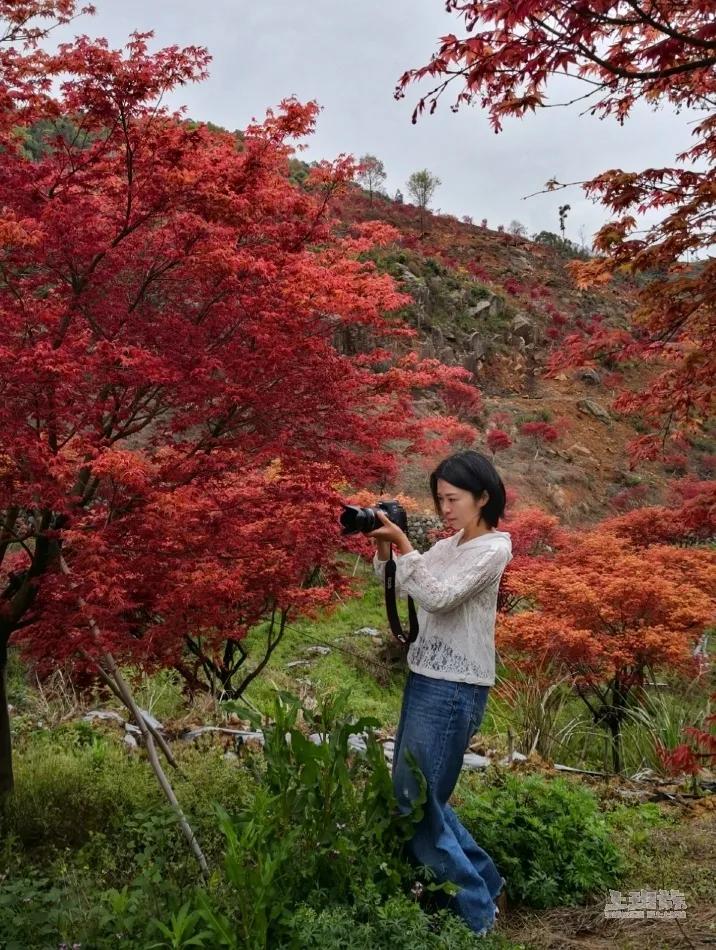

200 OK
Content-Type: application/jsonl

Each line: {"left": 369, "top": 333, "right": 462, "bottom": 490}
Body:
{"left": 462, "top": 753, "right": 491, "bottom": 770}
{"left": 462, "top": 353, "right": 478, "bottom": 375}
{"left": 577, "top": 398, "right": 612, "bottom": 423}
{"left": 468, "top": 331, "right": 488, "bottom": 359}
{"left": 347, "top": 734, "right": 368, "bottom": 754}
{"left": 354, "top": 627, "right": 380, "bottom": 638}
{"left": 125, "top": 722, "right": 142, "bottom": 737}
{"left": 511, "top": 313, "right": 539, "bottom": 344}
{"left": 83, "top": 709, "right": 125, "bottom": 725}
{"left": 123, "top": 733, "right": 139, "bottom": 751}
{"left": 577, "top": 368, "right": 601, "bottom": 385}
{"left": 285, "top": 660, "right": 311, "bottom": 669}
{"left": 137, "top": 707, "right": 163, "bottom": 731}
{"left": 467, "top": 299, "right": 492, "bottom": 317}
{"left": 304, "top": 646, "right": 331, "bottom": 656}
{"left": 309, "top": 731, "right": 368, "bottom": 753}
{"left": 489, "top": 296, "right": 504, "bottom": 319}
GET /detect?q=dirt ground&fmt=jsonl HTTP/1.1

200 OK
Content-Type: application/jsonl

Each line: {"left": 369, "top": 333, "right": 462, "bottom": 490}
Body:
{"left": 496, "top": 797, "right": 716, "bottom": 949}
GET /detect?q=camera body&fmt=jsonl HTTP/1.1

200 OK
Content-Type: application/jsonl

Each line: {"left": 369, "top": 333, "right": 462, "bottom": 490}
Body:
{"left": 339, "top": 499, "right": 408, "bottom": 536}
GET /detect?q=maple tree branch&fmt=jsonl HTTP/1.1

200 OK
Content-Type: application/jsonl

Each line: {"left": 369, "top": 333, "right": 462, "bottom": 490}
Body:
{"left": 1, "top": 5, "right": 92, "bottom": 46}
{"left": 522, "top": 179, "right": 586, "bottom": 200}
{"left": 0, "top": 523, "right": 34, "bottom": 561}
{"left": 539, "top": 4, "right": 716, "bottom": 82}
{"left": 574, "top": 685, "right": 600, "bottom": 721}
{"left": 108, "top": 400, "right": 169, "bottom": 444}
{"left": 0, "top": 509, "right": 57, "bottom": 630}
{"left": 540, "top": 87, "right": 603, "bottom": 109}
{"left": 46, "top": 117, "right": 121, "bottom": 200}
{"left": 621, "top": 0, "right": 716, "bottom": 51}
{"left": 235, "top": 604, "right": 289, "bottom": 698}
{"left": 186, "top": 635, "right": 221, "bottom": 693}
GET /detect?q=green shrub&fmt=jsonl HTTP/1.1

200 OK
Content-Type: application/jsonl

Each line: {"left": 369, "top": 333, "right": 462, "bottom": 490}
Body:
{"left": 514, "top": 408, "right": 553, "bottom": 425}
{"left": 4, "top": 717, "right": 259, "bottom": 857}
{"left": 457, "top": 770, "right": 626, "bottom": 908}
{"left": 282, "top": 891, "right": 511, "bottom": 948}
{"left": 5, "top": 728, "right": 161, "bottom": 848}
{"left": 0, "top": 809, "right": 204, "bottom": 948}
{"left": 0, "top": 867, "right": 67, "bottom": 950}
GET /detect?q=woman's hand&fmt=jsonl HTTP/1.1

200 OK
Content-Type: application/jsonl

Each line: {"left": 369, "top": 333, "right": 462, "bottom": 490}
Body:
{"left": 367, "top": 510, "right": 414, "bottom": 555}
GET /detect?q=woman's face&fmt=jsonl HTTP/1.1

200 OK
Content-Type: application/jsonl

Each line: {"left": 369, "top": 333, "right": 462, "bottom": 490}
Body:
{"left": 436, "top": 479, "right": 487, "bottom": 531}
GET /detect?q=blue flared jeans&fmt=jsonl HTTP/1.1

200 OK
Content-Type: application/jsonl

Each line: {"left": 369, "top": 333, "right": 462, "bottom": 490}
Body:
{"left": 392, "top": 670, "right": 503, "bottom": 934}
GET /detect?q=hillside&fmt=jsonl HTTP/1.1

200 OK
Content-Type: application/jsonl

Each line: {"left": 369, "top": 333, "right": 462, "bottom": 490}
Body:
{"left": 327, "top": 185, "right": 714, "bottom": 524}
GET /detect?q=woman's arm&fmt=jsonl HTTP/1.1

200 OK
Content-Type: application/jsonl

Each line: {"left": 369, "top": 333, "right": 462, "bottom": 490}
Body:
{"left": 394, "top": 546, "right": 511, "bottom": 615}
{"left": 374, "top": 539, "right": 391, "bottom": 561}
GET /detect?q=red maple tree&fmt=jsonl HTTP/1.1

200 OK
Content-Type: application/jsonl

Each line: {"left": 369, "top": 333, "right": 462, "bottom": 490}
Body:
{"left": 656, "top": 695, "right": 716, "bottom": 782}
{"left": 396, "top": 0, "right": 716, "bottom": 466}
{"left": 0, "top": 2, "right": 481, "bottom": 797}
{"left": 497, "top": 528, "right": 716, "bottom": 772}
{"left": 486, "top": 427, "right": 512, "bottom": 457}
{"left": 518, "top": 421, "right": 560, "bottom": 461}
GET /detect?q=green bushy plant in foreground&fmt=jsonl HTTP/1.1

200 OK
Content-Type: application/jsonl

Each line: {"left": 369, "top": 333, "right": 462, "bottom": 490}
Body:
{"left": 457, "top": 769, "right": 627, "bottom": 908}
{"left": 199, "top": 687, "right": 434, "bottom": 948}
{"left": 1, "top": 687, "right": 645, "bottom": 948}
{"left": 280, "top": 891, "right": 515, "bottom": 949}
{"left": 0, "top": 689, "right": 439, "bottom": 949}
{"left": 3, "top": 722, "right": 257, "bottom": 853}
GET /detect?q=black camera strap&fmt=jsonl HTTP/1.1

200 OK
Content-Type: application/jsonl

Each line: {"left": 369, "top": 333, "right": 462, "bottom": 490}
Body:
{"left": 384, "top": 548, "right": 419, "bottom": 646}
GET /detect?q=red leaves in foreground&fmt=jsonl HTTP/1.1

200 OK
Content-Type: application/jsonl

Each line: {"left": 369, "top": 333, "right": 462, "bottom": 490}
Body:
{"left": 657, "top": 696, "right": 716, "bottom": 778}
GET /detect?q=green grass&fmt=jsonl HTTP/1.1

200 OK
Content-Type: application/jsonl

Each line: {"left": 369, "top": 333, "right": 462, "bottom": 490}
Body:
{"left": 358, "top": 245, "right": 513, "bottom": 337}
{"left": 240, "top": 558, "right": 407, "bottom": 727}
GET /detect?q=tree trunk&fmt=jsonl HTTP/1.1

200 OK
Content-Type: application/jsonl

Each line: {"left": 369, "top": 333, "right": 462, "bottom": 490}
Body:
{"left": 0, "top": 635, "right": 13, "bottom": 797}
{"left": 608, "top": 718, "right": 621, "bottom": 774}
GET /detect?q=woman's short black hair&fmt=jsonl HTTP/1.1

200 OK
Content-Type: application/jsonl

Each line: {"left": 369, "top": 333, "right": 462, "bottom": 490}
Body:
{"left": 429, "top": 450, "right": 507, "bottom": 528}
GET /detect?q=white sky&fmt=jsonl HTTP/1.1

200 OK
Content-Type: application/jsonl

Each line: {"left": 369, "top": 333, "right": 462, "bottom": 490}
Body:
{"left": 50, "top": 0, "right": 698, "bottom": 244}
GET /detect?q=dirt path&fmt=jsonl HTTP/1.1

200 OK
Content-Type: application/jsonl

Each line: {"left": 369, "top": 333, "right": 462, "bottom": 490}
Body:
{"left": 496, "top": 800, "right": 716, "bottom": 949}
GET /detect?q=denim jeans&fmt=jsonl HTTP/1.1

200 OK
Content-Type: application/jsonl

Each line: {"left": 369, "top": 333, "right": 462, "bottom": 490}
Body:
{"left": 392, "top": 670, "right": 503, "bottom": 934}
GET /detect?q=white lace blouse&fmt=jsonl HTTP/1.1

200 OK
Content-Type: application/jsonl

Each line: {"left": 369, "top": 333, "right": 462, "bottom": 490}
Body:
{"left": 373, "top": 528, "right": 513, "bottom": 685}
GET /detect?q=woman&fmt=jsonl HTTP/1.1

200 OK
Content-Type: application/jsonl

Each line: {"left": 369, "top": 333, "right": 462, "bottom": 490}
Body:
{"left": 370, "top": 449, "right": 511, "bottom": 937}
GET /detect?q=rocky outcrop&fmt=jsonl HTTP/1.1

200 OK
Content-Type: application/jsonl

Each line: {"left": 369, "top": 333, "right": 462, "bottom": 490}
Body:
{"left": 577, "top": 399, "right": 613, "bottom": 424}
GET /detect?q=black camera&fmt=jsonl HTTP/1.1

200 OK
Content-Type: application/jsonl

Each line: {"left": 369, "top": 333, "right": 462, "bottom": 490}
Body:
{"left": 339, "top": 499, "right": 408, "bottom": 536}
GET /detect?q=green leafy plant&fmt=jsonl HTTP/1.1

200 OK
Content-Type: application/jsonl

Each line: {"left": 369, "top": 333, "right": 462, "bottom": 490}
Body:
{"left": 458, "top": 770, "right": 627, "bottom": 908}
{"left": 179, "top": 688, "right": 431, "bottom": 948}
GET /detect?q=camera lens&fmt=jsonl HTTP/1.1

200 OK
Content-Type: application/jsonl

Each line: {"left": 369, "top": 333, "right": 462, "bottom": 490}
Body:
{"left": 339, "top": 504, "right": 378, "bottom": 534}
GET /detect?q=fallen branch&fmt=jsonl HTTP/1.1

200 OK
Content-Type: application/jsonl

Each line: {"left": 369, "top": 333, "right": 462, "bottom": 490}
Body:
{"left": 59, "top": 555, "right": 208, "bottom": 876}
{"left": 83, "top": 652, "right": 179, "bottom": 769}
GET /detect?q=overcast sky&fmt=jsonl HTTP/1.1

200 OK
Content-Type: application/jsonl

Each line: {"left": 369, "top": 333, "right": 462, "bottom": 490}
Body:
{"left": 53, "top": 1, "right": 695, "bottom": 244}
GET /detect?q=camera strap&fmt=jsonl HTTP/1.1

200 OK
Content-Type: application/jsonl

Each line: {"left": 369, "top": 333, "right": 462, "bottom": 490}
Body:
{"left": 384, "top": 549, "right": 419, "bottom": 646}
